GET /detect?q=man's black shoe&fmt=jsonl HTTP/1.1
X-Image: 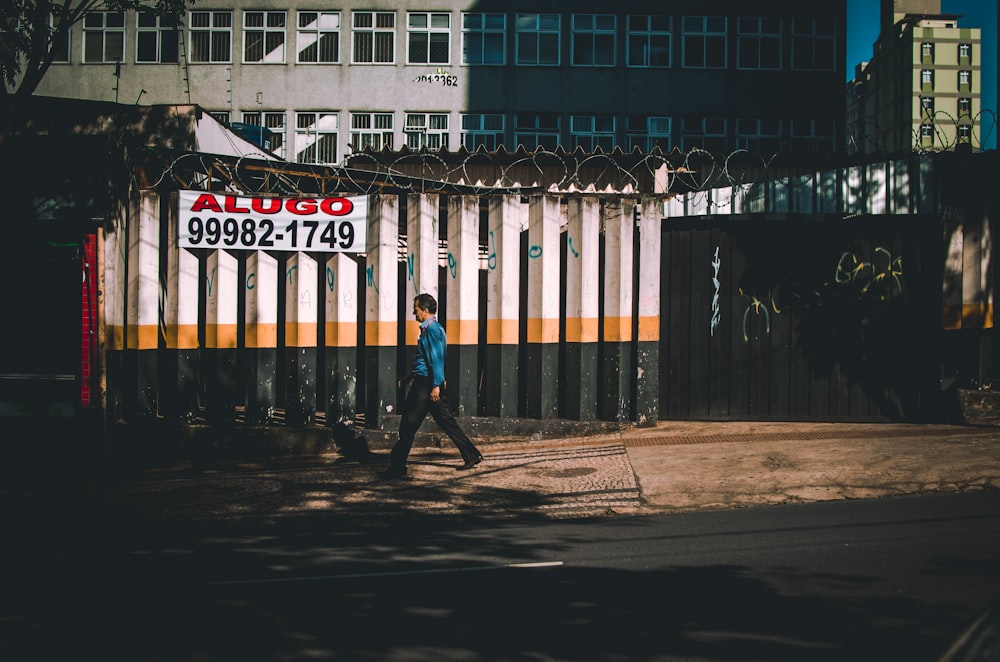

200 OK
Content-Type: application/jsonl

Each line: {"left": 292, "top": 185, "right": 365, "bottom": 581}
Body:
{"left": 378, "top": 466, "right": 408, "bottom": 480}
{"left": 456, "top": 455, "right": 484, "bottom": 471}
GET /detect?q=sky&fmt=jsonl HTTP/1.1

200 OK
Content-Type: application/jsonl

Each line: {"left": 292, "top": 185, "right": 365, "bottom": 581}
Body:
{"left": 847, "top": 0, "right": 998, "bottom": 149}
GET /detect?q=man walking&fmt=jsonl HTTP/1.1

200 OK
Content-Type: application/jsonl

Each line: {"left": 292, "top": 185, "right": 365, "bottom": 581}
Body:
{"left": 381, "top": 293, "right": 483, "bottom": 479}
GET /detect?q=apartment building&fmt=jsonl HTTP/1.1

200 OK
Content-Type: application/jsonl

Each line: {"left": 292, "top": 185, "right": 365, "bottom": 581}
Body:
{"left": 847, "top": 0, "right": 982, "bottom": 155}
{"left": 34, "top": 0, "right": 846, "bottom": 163}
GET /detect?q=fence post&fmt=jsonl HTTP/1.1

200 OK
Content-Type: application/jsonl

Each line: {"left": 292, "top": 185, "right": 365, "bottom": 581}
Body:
{"left": 205, "top": 249, "right": 238, "bottom": 424}
{"left": 636, "top": 198, "right": 662, "bottom": 425}
{"left": 325, "top": 253, "right": 359, "bottom": 424}
{"left": 163, "top": 193, "right": 200, "bottom": 422}
{"left": 564, "top": 197, "right": 599, "bottom": 420}
{"left": 364, "top": 194, "right": 399, "bottom": 429}
{"left": 284, "top": 252, "right": 318, "bottom": 426}
{"left": 124, "top": 191, "right": 160, "bottom": 421}
{"left": 600, "top": 198, "right": 634, "bottom": 421}
{"left": 103, "top": 201, "right": 126, "bottom": 424}
{"left": 485, "top": 195, "right": 522, "bottom": 417}
{"left": 404, "top": 193, "right": 440, "bottom": 381}
{"left": 245, "top": 251, "right": 278, "bottom": 424}
{"left": 446, "top": 195, "right": 480, "bottom": 416}
{"left": 526, "top": 194, "right": 561, "bottom": 419}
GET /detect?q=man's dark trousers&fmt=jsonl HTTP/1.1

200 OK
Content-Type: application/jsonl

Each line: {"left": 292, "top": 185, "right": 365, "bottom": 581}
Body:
{"left": 390, "top": 375, "right": 481, "bottom": 470}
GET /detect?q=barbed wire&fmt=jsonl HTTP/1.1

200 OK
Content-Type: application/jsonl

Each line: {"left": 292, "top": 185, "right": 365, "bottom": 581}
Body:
{"left": 847, "top": 109, "right": 998, "bottom": 155}
{"left": 134, "top": 112, "right": 996, "bottom": 203}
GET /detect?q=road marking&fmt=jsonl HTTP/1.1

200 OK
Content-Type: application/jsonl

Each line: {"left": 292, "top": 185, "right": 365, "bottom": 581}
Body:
{"left": 209, "top": 560, "right": 564, "bottom": 586}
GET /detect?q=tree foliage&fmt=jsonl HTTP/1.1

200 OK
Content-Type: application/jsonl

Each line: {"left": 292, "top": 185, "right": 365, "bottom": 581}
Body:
{"left": 1, "top": 0, "right": 192, "bottom": 96}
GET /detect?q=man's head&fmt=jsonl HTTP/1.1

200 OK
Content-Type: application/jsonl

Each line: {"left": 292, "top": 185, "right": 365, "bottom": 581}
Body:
{"left": 413, "top": 293, "right": 437, "bottom": 322}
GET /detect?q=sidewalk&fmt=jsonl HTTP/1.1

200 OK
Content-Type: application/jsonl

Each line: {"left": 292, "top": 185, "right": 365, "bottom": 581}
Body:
{"left": 90, "top": 421, "right": 1000, "bottom": 522}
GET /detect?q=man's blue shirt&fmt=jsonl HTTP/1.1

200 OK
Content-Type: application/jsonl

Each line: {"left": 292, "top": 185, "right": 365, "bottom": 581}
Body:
{"left": 412, "top": 316, "right": 447, "bottom": 387}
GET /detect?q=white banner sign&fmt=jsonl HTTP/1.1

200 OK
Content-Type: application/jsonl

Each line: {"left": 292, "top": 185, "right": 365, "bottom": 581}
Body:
{"left": 178, "top": 190, "right": 367, "bottom": 252}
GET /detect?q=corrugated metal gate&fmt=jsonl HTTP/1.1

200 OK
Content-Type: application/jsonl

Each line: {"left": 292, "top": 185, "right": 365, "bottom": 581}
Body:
{"left": 659, "top": 218, "right": 942, "bottom": 421}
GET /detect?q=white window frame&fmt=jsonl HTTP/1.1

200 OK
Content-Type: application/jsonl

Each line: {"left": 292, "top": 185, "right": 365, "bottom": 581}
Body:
{"left": 461, "top": 113, "right": 505, "bottom": 150}
{"left": 570, "top": 115, "right": 616, "bottom": 151}
{"left": 515, "top": 13, "right": 560, "bottom": 66}
{"left": 83, "top": 11, "right": 125, "bottom": 63}
{"left": 407, "top": 12, "right": 451, "bottom": 65}
{"left": 350, "top": 112, "right": 394, "bottom": 151}
{"left": 243, "top": 11, "right": 286, "bottom": 64}
{"left": 791, "top": 17, "right": 836, "bottom": 71}
{"left": 626, "top": 115, "right": 670, "bottom": 152}
{"left": 681, "top": 16, "right": 727, "bottom": 69}
{"left": 352, "top": 11, "right": 396, "bottom": 64}
{"left": 136, "top": 11, "right": 179, "bottom": 63}
{"left": 958, "top": 97, "right": 972, "bottom": 117}
{"left": 462, "top": 13, "right": 505, "bottom": 65}
{"left": 297, "top": 11, "right": 341, "bottom": 64}
{"left": 626, "top": 15, "right": 671, "bottom": 68}
{"left": 405, "top": 113, "right": 449, "bottom": 150}
{"left": 957, "top": 125, "right": 971, "bottom": 143}
{"left": 921, "top": 42, "right": 934, "bottom": 59}
{"left": 295, "top": 112, "right": 339, "bottom": 164}
{"left": 571, "top": 14, "right": 616, "bottom": 67}
{"left": 921, "top": 69, "right": 934, "bottom": 88}
{"left": 737, "top": 17, "right": 781, "bottom": 70}
{"left": 242, "top": 111, "right": 287, "bottom": 158}
{"left": 959, "top": 70, "right": 971, "bottom": 87}
{"left": 189, "top": 11, "right": 233, "bottom": 64}
{"left": 958, "top": 43, "right": 971, "bottom": 60}
{"left": 681, "top": 117, "right": 728, "bottom": 152}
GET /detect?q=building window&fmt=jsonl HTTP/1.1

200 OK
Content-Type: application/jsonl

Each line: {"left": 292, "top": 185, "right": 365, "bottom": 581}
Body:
{"left": 461, "top": 113, "right": 505, "bottom": 150}
{"left": 958, "top": 97, "right": 972, "bottom": 117}
{"left": 957, "top": 125, "right": 971, "bottom": 143}
{"left": 83, "top": 11, "right": 125, "bottom": 63}
{"left": 570, "top": 115, "right": 615, "bottom": 151}
{"left": 462, "top": 13, "right": 505, "bottom": 65}
{"left": 297, "top": 11, "right": 340, "bottom": 63}
{"left": 919, "top": 122, "right": 934, "bottom": 145}
{"left": 515, "top": 112, "right": 560, "bottom": 150}
{"left": 353, "top": 11, "right": 395, "bottom": 64}
{"left": 791, "top": 17, "right": 835, "bottom": 70}
{"left": 626, "top": 115, "right": 670, "bottom": 151}
{"left": 242, "top": 111, "right": 286, "bottom": 158}
{"left": 516, "top": 14, "right": 560, "bottom": 66}
{"left": 209, "top": 111, "right": 231, "bottom": 124}
{"left": 407, "top": 12, "right": 450, "bottom": 65}
{"left": 921, "top": 68, "right": 934, "bottom": 89}
{"left": 405, "top": 113, "right": 449, "bottom": 150}
{"left": 296, "top": 112, "right": 339, "bottom": 164}
{"left": 920, "top": 42, "right": 934, "bottom": 61}
{"left": 958, "top": 42, "right": 971, "bottom": 62}
{"left": 920, "top": 96, "right": 934, "bottom": 115}
{"left": 736, "top": 118, "right": 782, "bottom": 154}
{"left": 682, "top": 16, "right": 727, "bottom": 69}
{"left": 737, "top": 17, "right": 781, "bottom": 69}
{"left": 243, "top": 11, "right": 285, "bottom": 63}
{"left": 190, "top": 11, "right": 232, "bottom": 63}
{"left": 571, "top": 14, "right": 615, "bottom": 66}
{"left": 626, "top": 15, "right": 671, "bottom": 67}
{"left": 137, "top": 12, "right": 179, "bottom": 63}
{"left": 350, "top": 112, "right": 394, "bottom": 150}
{"left": 682, "top": 117, "right": 727, "bottom": 152}
{"left": 959, "top": 70, "right": 971, "bottom": 89}
{"left": 50, "top": 13, "right": 70, "bottom": 63}
{"left": 790, "top": 118, "right": 835, "bottom": 152}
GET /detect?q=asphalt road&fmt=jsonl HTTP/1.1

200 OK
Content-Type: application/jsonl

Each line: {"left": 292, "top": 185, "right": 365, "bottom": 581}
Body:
{"left": 2, "top": 489, "right": 999, "bottom": 661}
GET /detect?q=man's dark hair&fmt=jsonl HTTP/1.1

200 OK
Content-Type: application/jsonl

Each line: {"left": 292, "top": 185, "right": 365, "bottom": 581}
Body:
{"left": 415, "top": 293, "right": 437, "bottom": 314}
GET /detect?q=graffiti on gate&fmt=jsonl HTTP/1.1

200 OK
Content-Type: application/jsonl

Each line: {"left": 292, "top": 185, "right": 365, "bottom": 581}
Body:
{"left": 735, "top": 246, "right": 905, "bottom": 342}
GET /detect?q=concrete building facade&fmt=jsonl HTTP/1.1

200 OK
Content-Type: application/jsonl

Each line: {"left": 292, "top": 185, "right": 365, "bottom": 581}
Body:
{"left": 847, "top": 0, "right": 982, "bottom": 155}
{"left": 34, "top": 0, "right": 846, "bottom": 162}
